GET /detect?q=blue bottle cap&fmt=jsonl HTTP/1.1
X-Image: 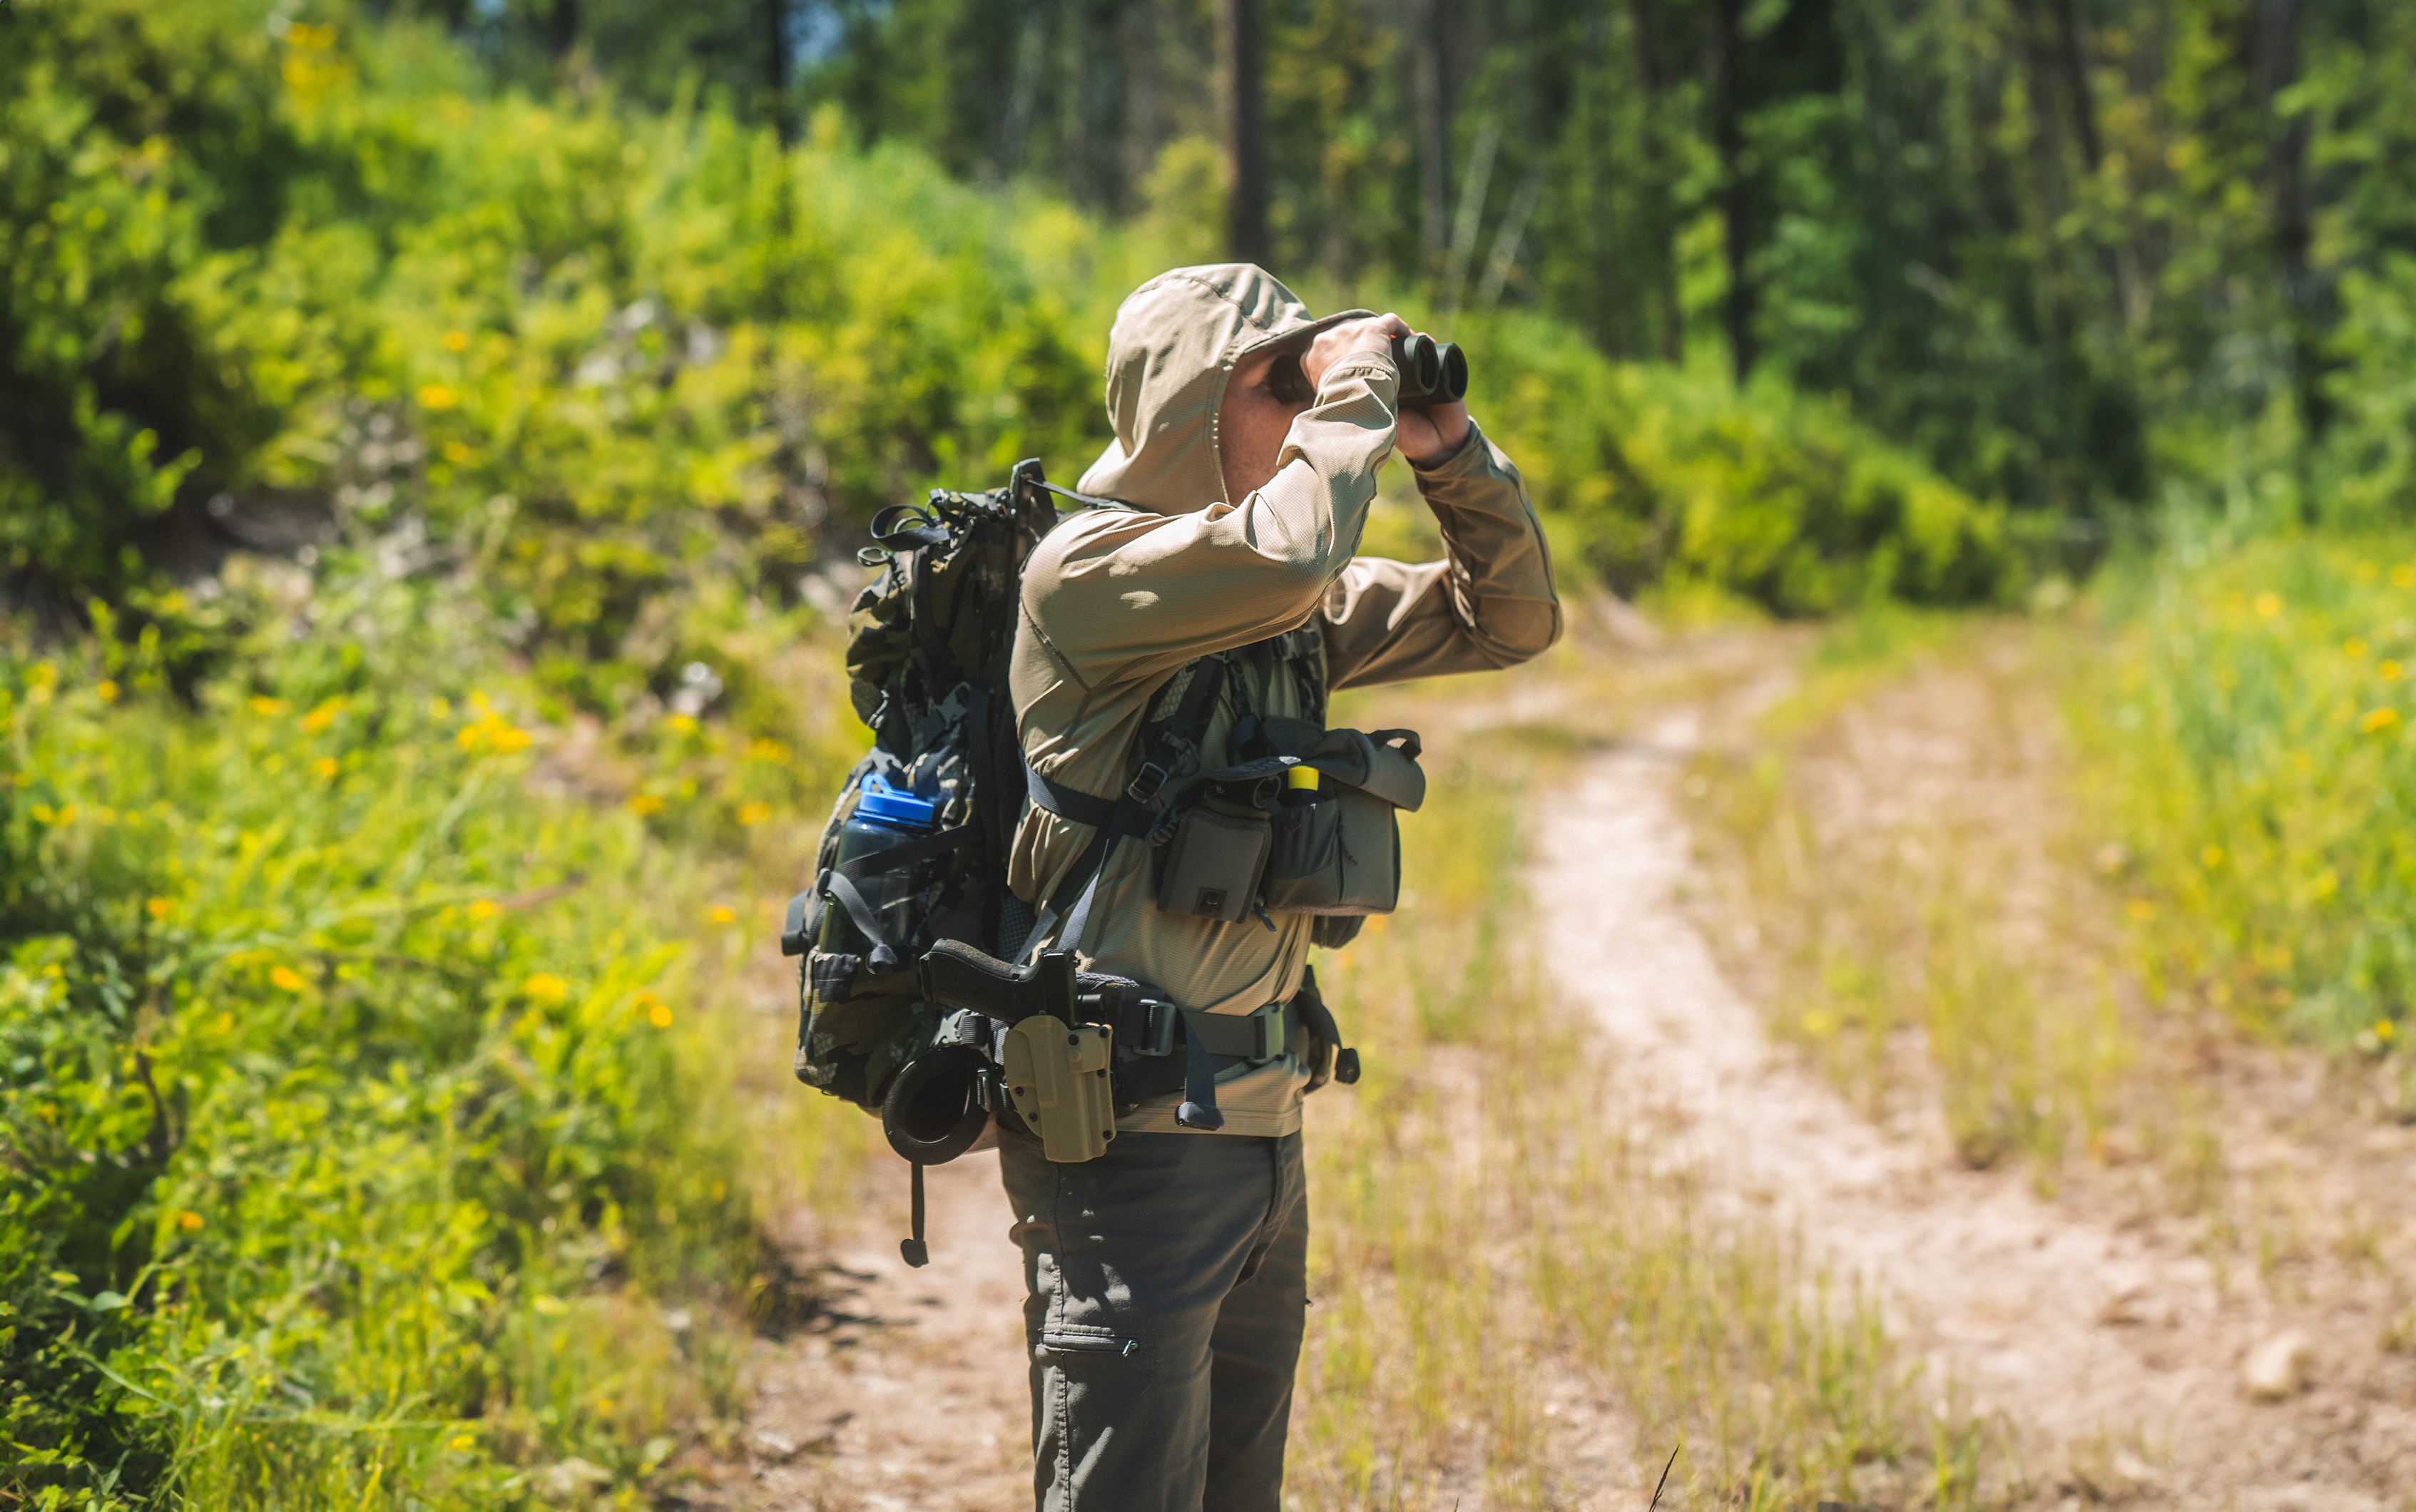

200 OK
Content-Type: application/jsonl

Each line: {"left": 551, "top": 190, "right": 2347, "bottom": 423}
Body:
{"left": 856, "top": 772, "right": 938, "bottom": 828}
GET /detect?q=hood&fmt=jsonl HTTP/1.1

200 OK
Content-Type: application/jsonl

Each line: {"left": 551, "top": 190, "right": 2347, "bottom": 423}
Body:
{"left": 1075, "top": 265, "right": 1371, "bottom": 514}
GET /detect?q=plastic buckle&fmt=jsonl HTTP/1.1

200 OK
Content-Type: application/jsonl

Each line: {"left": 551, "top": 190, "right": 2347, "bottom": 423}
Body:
{"left": 1250, "top": 1006, "right": 1285, "bottom": 1063}
{"left": 1134, "top": 998, "right": 1178, "bottom": 1057}
{"left": 1125, "top": 762, "right": 1170, "bottom": 804}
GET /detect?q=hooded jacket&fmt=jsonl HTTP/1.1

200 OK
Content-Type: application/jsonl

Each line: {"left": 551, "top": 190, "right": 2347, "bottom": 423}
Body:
{"left": 1009, "top": 264, "right": 1561, "bottom": 1135}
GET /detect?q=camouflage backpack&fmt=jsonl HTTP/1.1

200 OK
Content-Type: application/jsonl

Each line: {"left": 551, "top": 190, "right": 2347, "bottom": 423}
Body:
{"left": 778, "top": 459, "right": 1061, "bottom": 1110}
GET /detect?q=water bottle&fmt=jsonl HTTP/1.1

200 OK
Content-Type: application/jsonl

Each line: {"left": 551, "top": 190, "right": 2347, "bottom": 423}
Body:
{"left": 820, "top": 772, "right": 939, "bottom": 959}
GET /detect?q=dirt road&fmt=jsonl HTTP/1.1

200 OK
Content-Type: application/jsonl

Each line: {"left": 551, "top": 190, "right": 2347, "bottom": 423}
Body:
{"left": 748, "top": 653, "right": 2416, "bottom": 1509}
{"left": 1529, "top": 686, "right": 2416, "bottom": 1508}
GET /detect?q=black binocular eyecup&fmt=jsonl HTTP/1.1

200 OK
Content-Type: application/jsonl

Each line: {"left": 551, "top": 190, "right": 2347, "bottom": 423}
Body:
{"left": 1390, "top": 332, "right": 1469, "bottom": 409}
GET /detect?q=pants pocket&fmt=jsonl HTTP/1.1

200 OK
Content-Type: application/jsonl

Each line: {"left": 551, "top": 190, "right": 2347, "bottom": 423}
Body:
{"left": 1039, "top": 1328, "right": 1141, "bottom": 1358}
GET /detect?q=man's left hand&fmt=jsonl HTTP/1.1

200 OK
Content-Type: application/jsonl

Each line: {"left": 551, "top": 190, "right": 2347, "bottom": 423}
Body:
{"left": 1397, "top": 397, "right": 1470, "bottom": 468}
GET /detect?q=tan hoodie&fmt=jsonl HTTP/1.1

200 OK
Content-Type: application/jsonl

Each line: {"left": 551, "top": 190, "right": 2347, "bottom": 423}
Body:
{"left": 1009, "top": 264, "right": 1561, "bottom": 1135}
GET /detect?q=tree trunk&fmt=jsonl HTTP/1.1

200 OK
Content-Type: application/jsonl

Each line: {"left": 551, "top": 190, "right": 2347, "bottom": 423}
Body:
{"left": 1583, "top": 7, "right": 1620, "bottom": 355}
{"left": 1711, "top": 0, "right": 1754, "bottom": 383}
{"left": 2257, "top": 0, "right": 2325, "bottom": 441}
{"left": 1629, "top": 0, "right": 1681, "bottom": 362}
{"left": 1415, "top": 0, "right": 1451, "bottom": 270}
{"left": 765, "top": 0, "right": 792, "bottom": 144}
{"left": 1219, "top": 0, "right": 1268, "bottom": 266}
{"left": 548, "top": 0, "right": 580, "bottom": 58}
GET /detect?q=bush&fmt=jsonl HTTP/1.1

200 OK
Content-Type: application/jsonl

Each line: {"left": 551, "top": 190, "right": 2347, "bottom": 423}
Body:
{"left": 0, "top": 564, "right": 868, "bottom": 1508}
{"left": 2075, "top": 532, "right": 2416, "bottom": 1051}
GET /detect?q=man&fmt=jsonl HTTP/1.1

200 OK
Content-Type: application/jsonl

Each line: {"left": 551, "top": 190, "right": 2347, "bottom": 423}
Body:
{"left": 1002, "top": 263, "right": 1561, "bottom": 1511}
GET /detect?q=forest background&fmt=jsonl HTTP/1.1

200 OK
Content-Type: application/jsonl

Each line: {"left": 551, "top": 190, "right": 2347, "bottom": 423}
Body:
{"left": 9, "top": 0, "right": 2416, "bottom": 1506}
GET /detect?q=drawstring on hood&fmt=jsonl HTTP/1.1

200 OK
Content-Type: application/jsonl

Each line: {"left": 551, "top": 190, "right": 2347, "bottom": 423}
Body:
{"left": 1076, "top": 265, "right": 1372, "bottom": 515}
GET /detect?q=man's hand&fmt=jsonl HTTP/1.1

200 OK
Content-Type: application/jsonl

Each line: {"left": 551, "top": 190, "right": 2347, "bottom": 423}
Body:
{"left": 1304, "top": 312, "right": 1472, "bottom": 467}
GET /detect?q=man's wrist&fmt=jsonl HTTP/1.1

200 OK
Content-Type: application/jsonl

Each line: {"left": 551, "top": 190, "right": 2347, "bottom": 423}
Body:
{"left": 1406, "top": 414, "right": 1477, "bottom": 470}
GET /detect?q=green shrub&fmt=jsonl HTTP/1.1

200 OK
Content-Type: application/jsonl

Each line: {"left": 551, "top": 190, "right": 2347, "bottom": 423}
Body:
{"left": 2075, "top": 533, "right": 2416, "bottom": 1053}
{"left": 0, "top": 567, "right": 868, "bottom": 1508}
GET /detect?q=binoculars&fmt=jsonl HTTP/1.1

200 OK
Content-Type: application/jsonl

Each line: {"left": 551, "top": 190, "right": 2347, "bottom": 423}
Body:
{"left": 1390, "top": 332, "right": 1469, "bottom": 408}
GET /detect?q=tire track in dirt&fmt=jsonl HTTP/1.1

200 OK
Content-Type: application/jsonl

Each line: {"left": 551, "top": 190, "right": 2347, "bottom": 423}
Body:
{"left": 1535, "top": 706, "right": 2404, "bottom": 1510}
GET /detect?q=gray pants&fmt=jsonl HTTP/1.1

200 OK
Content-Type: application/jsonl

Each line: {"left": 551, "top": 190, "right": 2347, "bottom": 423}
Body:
{"left": 998, "top": 1127, "right": 1310, "bottom": 1512}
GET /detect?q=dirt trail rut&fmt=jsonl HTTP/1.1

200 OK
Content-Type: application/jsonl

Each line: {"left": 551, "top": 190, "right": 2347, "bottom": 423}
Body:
{"left": 748, "top": 1155, "right": 1030, "bottom": 1510}
{"left": 1537, "top": 706, "right": 2410, "bottom": 1510}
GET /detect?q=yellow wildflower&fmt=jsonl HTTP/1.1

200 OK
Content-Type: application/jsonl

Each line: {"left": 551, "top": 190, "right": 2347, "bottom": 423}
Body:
{"left": 522, "top": 973, "right": 570, "bottom": 1004}
{"left": 456, "top": 725, "right": 481, "bottom": 751}
{"left": 738, "top": 801, "right": 773, "bottom": 826}
{"left": 469, "top": 899, "right": 501, "bottom": 920}
{"left": 300, "top": 698, "right": 343, "bottom": 733}
{"left": 709, "top": 905, "right": 737, "bottom": 925}
{"left": 442, "top": 330, "right": 471, "bottom": 352}
{"left": 178, "top": 1210, "right": 204, "bottom": 1231}
{"left": 2254, "top": 591, "right": 2282, "bottom": 618}
{"left": 2397, "top": 564, "right": 2416, "bottom": 590}
{"left": 664, "top": 714, "right": 699, "bottom": 735}
{"left": 442, "top": 441, "right": 472, "bottom": 464}
{"left": 417, "top": 384, "right": 458, "bottom": 410}
{"left": 52, "top": 805, "right": 77, "bottom": 826}
{"left": 2126, "top": 899, "right": 2156, "bottom": 920}
{"left": 429, "top": 697, "right": 452, "bottom": 720}
{"left": 628, "top": 793, "right": 664, "bottom": 816}
{"left": 270, "top": 966, "right": 309, "bottom": 993}
{"left": 448, "top": 1434, "right": 476, "bottom": 1452}
{"left": 487, "top": 724, "right": 532, "bottom": 753}
{"left": 2345, "top": 638, "right": 2370, "bottom": 658}
{"left": 748, "top": 738, "right": 792, "bottom": 762}
{"left": 2360, "top": 706, "right": 2400, "bottom": 734}
{"left": 2385, "top": 660, "right": 2405, "bottom": 682}
{"left": 2379, "top": 1020, "right": 2398, "bottom": 1043}
{"left": 248, "top": 697, "right": 287, "bottom": 717}
{"left": 97, "top": 679, "right": 119, "bottom": 702}
{"left": 315, "top": 757, "right": 339, "bottom": 779}
{"left": 650, "top": 1000, "right": 673, "bottom": 1028}
{"left": 146, "top": 897, "right": 175, "bottom": 920}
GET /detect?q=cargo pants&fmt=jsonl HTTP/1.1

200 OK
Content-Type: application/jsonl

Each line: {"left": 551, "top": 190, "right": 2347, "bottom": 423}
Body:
{"left": 998, "top": 1126, "right": 1310, "bottom": 1512}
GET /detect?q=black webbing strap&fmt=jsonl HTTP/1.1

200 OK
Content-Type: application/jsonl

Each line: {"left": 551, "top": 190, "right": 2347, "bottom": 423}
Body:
{"left": 820, "top": 821, "right": 980, "bottom": 968}
{"left": 901, "top": 1163, "right": 929, "bottom": 1268}
{"left": 1026, "top": 762, "right": 1118, "bottom": 829}
{"left": 823, "top": 871, "right": 899, "bottom": 968}
{"left": 1291, "top": 966, "right": 1360, "bottom": 1084}
{"left": 1177, "top": 1025, "right": 1224, "bottom": 1130}
{"left": 1024, "top": 658, "right": 1230, "bottom": 959}
{"left": 1176, "top": 1002, "right": 1297, "bottom": 1130}
{"left": 1029, "top": 479, "right": 1127, "bottom": 511}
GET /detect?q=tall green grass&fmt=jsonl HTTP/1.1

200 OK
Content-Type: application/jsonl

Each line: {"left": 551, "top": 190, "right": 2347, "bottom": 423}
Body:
{"left": 1, "top": 564, "right": 870, "bottom": 1508}
{"left": 2074, "top": 533, "right": 2416, "bottom": 1082}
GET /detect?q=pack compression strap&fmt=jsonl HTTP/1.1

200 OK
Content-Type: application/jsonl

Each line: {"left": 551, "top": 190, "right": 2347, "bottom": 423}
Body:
{"left": 1024, "top": 659, "right": 1228, "bottom": 959}
{"left": 1028, "top": 479, "right": 1127, "bottom": 511}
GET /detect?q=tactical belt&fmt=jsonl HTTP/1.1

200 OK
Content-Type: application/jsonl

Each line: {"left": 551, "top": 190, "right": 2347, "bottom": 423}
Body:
{"left": 1070, "top": 981, "right": 1353, "bottom": 1128}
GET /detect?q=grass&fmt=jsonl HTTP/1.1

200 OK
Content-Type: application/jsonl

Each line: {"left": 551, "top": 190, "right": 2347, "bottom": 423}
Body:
{"left": 0, "top": 562, "right": 874, "bottom": 1508}
{"left": 1288, "top": 678, "right": 1994, "bottom": 1510}
{"left": 1683, "top": 607, "right": 2135, "bottom": 1181}
{"left": 2072, "top": 533, "right": 2416, "bottom": 1093}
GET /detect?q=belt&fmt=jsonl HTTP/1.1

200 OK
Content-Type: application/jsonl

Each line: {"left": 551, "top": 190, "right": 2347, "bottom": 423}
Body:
{"left": 1076, "top": 993, "right": 1298, "bottom": 1133}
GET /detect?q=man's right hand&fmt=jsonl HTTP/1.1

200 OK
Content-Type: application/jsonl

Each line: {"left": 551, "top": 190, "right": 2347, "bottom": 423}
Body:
{"left": 1304, "top": 313, "right": 1412, "bottom": 394}
{"left": 1304, "top": 313, "right": 1469, "bottom": 466}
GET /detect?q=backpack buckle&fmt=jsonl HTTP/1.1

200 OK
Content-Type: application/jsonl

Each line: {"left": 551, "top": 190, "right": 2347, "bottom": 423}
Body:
{"left": 1125, "top": 762, "right": 1170, "bottom": 804}
{"left": 1132, "top": 997, "right": 1178, "bottom": 1057}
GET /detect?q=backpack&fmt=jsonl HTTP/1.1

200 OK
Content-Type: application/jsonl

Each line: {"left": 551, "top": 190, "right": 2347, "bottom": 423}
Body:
{"left": 784, "top": 459, "right": 1382, "bottom": 1265}
{"left": 780, "top": 459, "right": 1056, "bottom": 1109}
